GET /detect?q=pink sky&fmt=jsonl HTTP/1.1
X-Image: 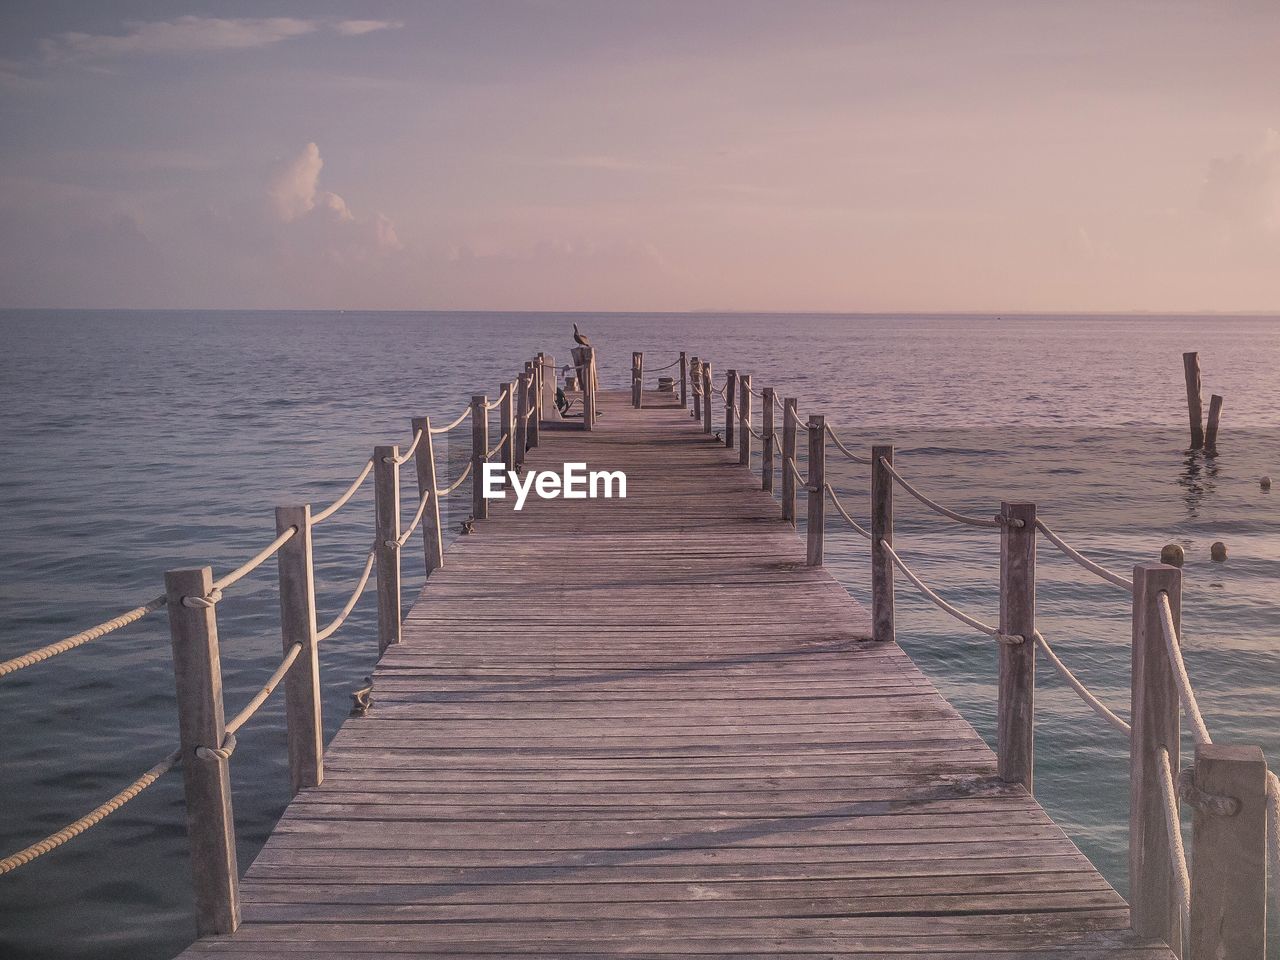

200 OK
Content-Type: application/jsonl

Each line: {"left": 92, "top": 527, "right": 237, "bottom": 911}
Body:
{"left": 1, "top": 2, "right": 1278, "bottom": 312}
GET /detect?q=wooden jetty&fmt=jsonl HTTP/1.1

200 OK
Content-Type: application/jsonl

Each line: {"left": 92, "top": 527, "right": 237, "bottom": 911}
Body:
{"left": 3, "top": 348, "right": 1273, "bottom": 959}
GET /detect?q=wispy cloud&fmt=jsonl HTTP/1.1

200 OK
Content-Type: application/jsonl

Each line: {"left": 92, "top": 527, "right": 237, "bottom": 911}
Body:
{"left": 40, "top": 16, "right": 402, "bottom": 62}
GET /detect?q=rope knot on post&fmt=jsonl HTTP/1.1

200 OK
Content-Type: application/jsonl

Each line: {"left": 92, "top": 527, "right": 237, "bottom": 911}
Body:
{"left": 994, "top": 514, "right": 1026, "bottom": 528}
{"left": 995, "top": 632, "right": 1027, "bottom": 646}
{"left": 181, "top": 587, "right": 223, "bottom": 609}
{"left": 194, "top": 732, "right": 237, "bottom": 763}
{"left": 1176, "top": 765, "right": 1241, "bottom": 817}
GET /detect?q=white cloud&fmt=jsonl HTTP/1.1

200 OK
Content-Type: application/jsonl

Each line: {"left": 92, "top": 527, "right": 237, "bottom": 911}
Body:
{"left": 268, "top": 142, "right": 359, "bottom": 224}
{"left": 335, "top": 20, "right": 404, "bottom": 37}
{"left": 40, "top": 16, "right": 403, "bottom": 62}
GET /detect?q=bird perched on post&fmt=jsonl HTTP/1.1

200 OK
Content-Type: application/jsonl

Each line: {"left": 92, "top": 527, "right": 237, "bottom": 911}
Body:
{"left": 573, "top": 323, "right": 591, "bottom": 348}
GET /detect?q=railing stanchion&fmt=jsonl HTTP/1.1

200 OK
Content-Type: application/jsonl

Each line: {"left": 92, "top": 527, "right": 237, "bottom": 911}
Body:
{"left": 470, "top": 395, "right": 488, "bottom": 521}
{"left": 632, "top": 351, "right": 643, "bottom": 408}
{"left": 411, "top": 416, "right": 444, "bottom": 576}
{"left": 806, "top": 414, "right": 825, "bottom": 566}
{"left": 515, "top": 372, "right": 529, "bottom": 466}
{"left": 701, "top": 361, "right": 713, "bottom": 435}
{"left": 275, "top": 505, "right": 322, "bottom": 795}
{"left": 761, "top": 387, "right": 775, "bottom": 492}
{"left": 871, "top": 444, "right": 895, "bottom": 643}
{"left": 1189, "top": 743, "right": 1266, "bottom": 959}
{"left": 781, "top": 398, "right": 798, "bottom": 524}
{"left": 997, "top": 501, "right": 1036, "bottom": 791}
{"left": 499, "top": 381, "right": 515, "bottom": 472}
{"left": 690, "top": 356, "right": 701, "bottom": 421}
{"left": 526, "top": 363, "right": 540, "bottom": 448}
{"left": 1130, "top": 562, "right": 1182, "bottom": 954}
{"left": 373, "top": 444, "right": 401, "bottom": 655}
{"left": 679, "top": 351, "right": 687, "bottom": 408}
{"left": 739, "top": 374, "right": 753, "bottom": 466}
{"left": 164, "top": 566, "right": 240, "bottom": 936}
{"left": 724, "top": 369, "right": 737, "bottom": 448}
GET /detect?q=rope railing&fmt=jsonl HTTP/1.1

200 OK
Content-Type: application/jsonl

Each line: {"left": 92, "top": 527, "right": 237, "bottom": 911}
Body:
{"left": 787, "top": 458, "right": 809, "bottom": 489}
{"left": 826, "top": 424, "right": 872, "bottom": 464}
{"left": 1035, "top": 519, "right": 1134, "bottom": 593}
{"left": 0, "top": 747, "right": 181, "bottom": 876}
{"left": 486, "top": 433, "right": 508, "bottom": 460}
{"left": 1032, "top": 630, "right": 1131, "bottom": 736}
{"left": 315, "top": 542, "right": 377, "bottom": 642}
{"left": 207, "top": 526, "right": 297, "bottom": 596}
{"left": 1156, "top": 591, "right": 1213, "bottom": 745}
{"left": 879, "top": 457, "right": 1001, "bottom": 529}
{"left": 435, "top": 461, "right": 473, "bottom": 497}
{"left": 429, "top": 405, "right": 472, "bottom": 434}
{"left": 397, "top": 492, "right": 432, "bottom": 548}
{"left": 0, "top": 595, "right": 166, "bottom": 679}
{"left": 824, "top": 484, "right": 872, "bottom": 540}
{"left": 645, "top": 356, "right": 682, "bottom": 372}
{"left": 1158, "top": 746, "right": 1192, "bottom": 943}
{"left": 312, "top": 459, "right": 374, "bottom": 524}
{"left": 222, "top": 642, "right": 303, "bottom": 740}
{"left": 483, "top": 388, "right": 510, "bottom": 411}
{"left": 389, "top": 429, "right": 423, "bottom": 464}
{"left": 880, "top": 540, "right": 1021, "bottom": 645}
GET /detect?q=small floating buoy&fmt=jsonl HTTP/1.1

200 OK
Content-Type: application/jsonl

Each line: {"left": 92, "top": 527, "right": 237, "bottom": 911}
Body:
{"left": 1262, "top": 475, "right": 1272, "bottom": 491}
{"left": 1160, "top": 543, "right": 1185, "bottom": 568}
{"left": 1210, "top": 541, "right": 1228, "bottom": 562}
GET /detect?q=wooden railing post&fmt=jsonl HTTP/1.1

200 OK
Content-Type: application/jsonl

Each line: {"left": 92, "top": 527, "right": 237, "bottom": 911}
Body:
{"left": 539, "top": 353, "right": 556, "bottom": 419}
{"left": 701, "top": 361, "right": 713, "bottom": 435}
{"left": 1130, "top": 562, "right": 1182, "bottom": 953}
{"left": 739, "top": 374, "right": 753, "bottom": 466}
{"left": 690, "top": 356, "right": 701, "bottom": 421}
{"left": 515, "top": 372, "right": 530, "bottom": 466}
{"left": 576, "top": 346, "right": 597, "bottom": 431}
{"left": 374, "top": 444, "right": 401, "bottom": 656}
{"left": 806, "top": 415, "right": 825, "bottom": 566}
{"left": 724, "top": 369, "right": 737, "bottom": 448}
{"left": 761, "top": 387, "right": 775, "bottom": 492}
{"left": 679, "top": 351, "right": 688, "bottom": 408}
{"left": 526, "top": 362, "right": 540, "bottom": 448}
{"left": 499, "top": 381, "right": 515, "bottom": 472}
{"left": 164, "top": 566, "right": 240, "bottom": 937}
{"left": 781, "top": 398, "right": 798, "bottom": 524}
{"left": 275, "top": 505, "right": 322, "bottom": 795}
{"left": 410, "top": 416, "right": 444, "bottom": 576}
{"left": 870, "top": 445, "right": 895, "bottom": 643}
{"left": 632, "top": 351, "right": 643, "bottom": 408}
{"left": 470, "top": 395, "right": 488, "bottom": 521}
{"left": 997, "top": 501, "right": 1036, "bottom": 791}
{"left": 1188, "top": 743, "right": 1267, "bottom": 959}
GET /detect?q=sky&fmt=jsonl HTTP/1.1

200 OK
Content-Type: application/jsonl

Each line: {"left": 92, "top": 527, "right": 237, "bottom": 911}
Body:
{"left": 1, "top": 1, "right": 1278, "bottom": 313}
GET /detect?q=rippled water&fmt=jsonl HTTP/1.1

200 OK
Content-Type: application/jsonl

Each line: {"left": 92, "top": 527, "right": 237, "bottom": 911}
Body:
{"left": 1, "top": 310, "right": 1277, "bottom": 958}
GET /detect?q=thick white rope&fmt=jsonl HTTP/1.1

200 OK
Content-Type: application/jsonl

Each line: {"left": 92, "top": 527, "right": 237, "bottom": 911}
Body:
{"left": 0, "top": 595, "right": 166, "bottom": 678}
{"left": 0, "top": 747, "right": 181, "bottom": 875}
{"left": 1033, "top": 631, "right": 1131, "bottom": 735}
{"left": 879, "top": 458, "right": 1000, "bottom": 529}
{"left": 775, "top": 395, "right": 786, "bottom": 411}
{"left": 435, "top": 461, "right": 473, "bottom": 497}
{"left": 315, "top": 542, "right": 377, "bottom": 642}
{"left": 825, "top": 424, "right": 872, "bottom": 464}
{"left": 486, "top": 433, "right": 508, "bottom": 460}
{"left": 824, "top": 484, "right": 872, "bottom": 540}
{"left": 1156, "top": 591, "right": 1213, "bottom": 745}
{"left": 389, "top": 430, "right": 423, "bottom": 464}
{"left": 397, "top": 491, "right": 432, "bottom": 547}
{"left": 787, "top": 458, "right": 809, "bottom": 489}
{"left": 313, "top": 459, "right": 374, "bottom": 524}
{"left": 1157, "top": 746, "right": 1192, "bottom": 944}
{"left": 483, "top": 387, "right": 510, "bottom": 411}
{"left": 880, "top": 540, "right": 1022, "bottom": 644}
{"left": 223, "top": 641, "right": 303, "bottom": 737}
{"left": 210, "top": 525, "right": 297, "bottom": 593}
{"left": 1035, "top": 519, "right": 1134, "bottom": 593}
{"left": 429, "top": 405, "right": 472, "bottom": 434}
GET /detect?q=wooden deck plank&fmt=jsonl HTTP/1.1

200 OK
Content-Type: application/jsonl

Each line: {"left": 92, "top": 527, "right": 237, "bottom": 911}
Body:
{"left": 181, "top": 388, "right": 1172, "bottom": 958}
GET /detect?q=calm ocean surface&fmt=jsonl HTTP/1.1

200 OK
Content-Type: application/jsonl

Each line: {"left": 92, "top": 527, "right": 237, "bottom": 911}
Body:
{"left": 1, "top": 310, "right": 1278, "bottom": 957}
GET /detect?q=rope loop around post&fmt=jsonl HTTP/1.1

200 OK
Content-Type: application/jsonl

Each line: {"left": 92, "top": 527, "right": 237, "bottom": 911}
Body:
{"left": 194, "top": 732, "right": 237, "bottom": 763}
{"left": 181, "top": 587, "right": 223, "bottom": 609}
{"left": 1176, "top": 764, "right": 1242, "bottom": 817}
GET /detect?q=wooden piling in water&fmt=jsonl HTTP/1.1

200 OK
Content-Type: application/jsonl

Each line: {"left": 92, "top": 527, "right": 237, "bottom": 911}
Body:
{"left": 1183, "top": 352, "right": 1204, "bottom": 450}
{"left": 274, "top": 505, "right": 322, "bottom": 795}
{"left": 165, "top": 566, "right": 240, "bottom": 937}
{"left": 1204, "top": 393, "right": 1222, "bottom": 453}
{"left": 997, "top": 502, "right": 1036, "bottom": 791}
